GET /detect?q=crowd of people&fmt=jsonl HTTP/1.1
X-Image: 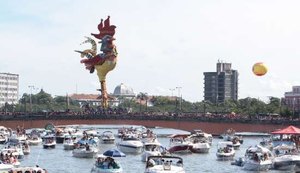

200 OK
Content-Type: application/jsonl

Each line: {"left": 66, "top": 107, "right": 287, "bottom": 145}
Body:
{"left": 0, "top": 107, "right": 299, "bottom": 125}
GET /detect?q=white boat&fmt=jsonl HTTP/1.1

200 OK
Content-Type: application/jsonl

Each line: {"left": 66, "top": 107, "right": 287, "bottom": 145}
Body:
{"left": 117, "top": 135, "right": 143, "bottom": 154}
{"left": 101, "top": 131, "right": 115, "bottom": 144}
{"left": 22, "top": 143, "right": 30, "bottom": 155}
{"left": 91, "top": 154, "right": 123, "bottom": 173}
{"left": 243, "top": 145, "right": 273, "bottom": 171}
{"left": 232, "top": 137, "right": 241, "bottom": 150}
{"left": 0, "top": 161, "right": 14, "bottom": 172}
{"left": 72, "top": 145, "right": 98, "bottom": 158}
{"left": 189, "top": 142, "right": 210, "bottom": 153}
{"left": 0, "top": 133, "right": 8, "bottom": 144}
{"left": 27, "top": 135, "right": 42, "bottom": 145}
{"left": 43, "top": 135, "right": 56, "bottom": 149}
{"left": 168, "top": 134, "right": 192, "bottom": 154}
{"left": 63, "top": 135, "right": 76, "bottom": 150}
{"left": 1, "top": 145, "right": 24, "bottom": 160}
{"left": 273, "top": 143, "right": 300, "bottom": 171}
{"left": 144, "top": 156, "right": 185, "bottom": 173}
{"left": 216, "top": 142, "right": 235, "bottom": 160}
{"left": 8, "top": 132, "right": 27, "bottom": 144}
{"left": 9, "top": 165, "right": 48, "bottom": 173}
{"left": 141, "top": 142, "right": 162, "bottom": 162}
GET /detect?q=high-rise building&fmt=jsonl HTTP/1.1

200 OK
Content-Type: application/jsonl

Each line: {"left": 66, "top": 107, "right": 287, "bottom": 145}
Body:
{"left": 203, "top": 61, "right": 238, "bottom": 104}
{"left": 283, "top": 86, "right": 300, "bottom": 114}
{"left": 0, "top": 73, "right": 19, "bottom": 107}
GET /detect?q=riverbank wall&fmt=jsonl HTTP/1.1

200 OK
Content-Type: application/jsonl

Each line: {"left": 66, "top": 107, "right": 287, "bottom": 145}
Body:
{"left": 0, "top": 117, "right": 287, "bottom": 135}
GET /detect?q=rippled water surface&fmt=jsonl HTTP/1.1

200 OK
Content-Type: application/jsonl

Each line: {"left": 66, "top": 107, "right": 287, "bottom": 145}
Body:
{"left": 18, "top": 125, "right": 282, "bottom": 173}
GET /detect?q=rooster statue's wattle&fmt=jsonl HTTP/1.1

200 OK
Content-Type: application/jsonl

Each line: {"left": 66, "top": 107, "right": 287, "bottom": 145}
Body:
{"left": 75, "top": 16, "right": 118, "bottom": 108}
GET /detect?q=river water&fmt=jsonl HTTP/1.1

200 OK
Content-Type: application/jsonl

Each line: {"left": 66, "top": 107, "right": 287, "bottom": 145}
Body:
{"left": 17, "top": 125, "right": 282, "bottom": 173}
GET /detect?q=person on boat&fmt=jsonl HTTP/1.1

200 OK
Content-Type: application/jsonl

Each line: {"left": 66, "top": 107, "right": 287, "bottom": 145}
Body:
{"left": 147, "top": 159, "right": 155, "bottom": 167}
{"left": 85, "top": 143, "right": 90, "bottom": 151}
{"left": 102, "top": 157, "right": 110, "bottom": 169}
{"left": 176, "top": 160, "right": 183, "bottom": 167}
{"left": 110, "top": 159, "right": 119, "bottom": 169}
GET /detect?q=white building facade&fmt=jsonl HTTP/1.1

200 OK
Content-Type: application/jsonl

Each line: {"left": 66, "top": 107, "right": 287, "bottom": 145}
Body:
{"left": 0, "top": 73, "right": 19, "bottom": 107}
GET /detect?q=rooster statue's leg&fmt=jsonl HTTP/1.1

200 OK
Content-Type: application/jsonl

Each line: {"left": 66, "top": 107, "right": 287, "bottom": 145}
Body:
{"left": 100, "top": 80, "right": 109, "bottom": 108}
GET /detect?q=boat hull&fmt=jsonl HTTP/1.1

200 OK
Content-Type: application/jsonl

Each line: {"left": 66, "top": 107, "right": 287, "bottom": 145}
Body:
{"left": 243, "top": 161, "right": 272, "bottom": 171}
{"left": 43, "top": 144, "right": 56, "bottom": 149}
{"left": 168, "top": 145, "right": 192, "bottom": 154}
{"left": 118, "top": 144, "right": 143, "bottom": 154}
{"left": 72, "top": 149, "right": 98, "bottom": 158}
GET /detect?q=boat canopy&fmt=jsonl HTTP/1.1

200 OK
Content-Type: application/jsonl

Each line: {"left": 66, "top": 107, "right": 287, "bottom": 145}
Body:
{"left": 271, "top": 125, "right": 300, "bottom": 135}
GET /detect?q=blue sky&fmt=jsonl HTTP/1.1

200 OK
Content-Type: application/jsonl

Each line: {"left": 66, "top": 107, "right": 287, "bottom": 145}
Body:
{"left": 1, "top": 0, "right": 300, "bottom": 102}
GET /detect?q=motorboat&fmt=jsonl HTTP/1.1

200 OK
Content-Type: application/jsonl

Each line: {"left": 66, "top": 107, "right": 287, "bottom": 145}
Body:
{"left": 141, "top": 142, "right": 162, "bottom": 162}
{"left": 144, "top": 156, "right": 185, "bottom": 173}
{"left": 186, "top": 132, "right": 211, "bottom": 153}
{"left": 216, "top": 141, "right": 235, "bottom": 160}
{"left": 43, "top": 135, "right": 56, "bottom": 149}
{"left": 63, "top": 135, "right": 77, "bottom": 150}
{"left": 27, "top": 135, "right": 42, "bottom": 146}
{"left": 1, "top": 144, "right": 25, "bottom": 160}
{"left": 9, "top": 165, "right": 48, "bottom": 173}
{"left": 91, "top": 154, "right": 123, "bottom": 173}
{"left": 242, "top": 145, "right": 273, "bottom": 171}
{"left": 272, "top": 142, "right": 300, "bottom": 171}
{"left": 72, "top": 144, "right": 98, "bottom": 158}
{"left": 8, "top": 131, "right": 26, "bottom": 144}
{"left": 117, "top": 135, "right": 143, "bottom": 154}
{"left": 101, "top": 131, "right": 115, "bottom": 144}
{"left": 141, "top": 129, "right": 158, "bottom": 144}
{"left": 221, "top": 128, "right": 243, "bottom": 144}
{"left": 231, "top": 136, "right": 241, "bottom": 150}
{"left": 22, "top": 143, "right": 30, "bottom": 155}
{"left": 0, "top": 161, "right": 14, "bottom": 172}
{"left": 168, "top": 134, "right": 192, "bottom": 154}
{"left": 55, "top": 127, "right": 68, "bottom": 144}
{"left": 0, "top": 133, "right": 8, "bottom": 144}
{"left": 190, "top": 130, "right": 213, "bottom": 145}
{"left": 189, "top": 142, "right": 210, "bottom": 154}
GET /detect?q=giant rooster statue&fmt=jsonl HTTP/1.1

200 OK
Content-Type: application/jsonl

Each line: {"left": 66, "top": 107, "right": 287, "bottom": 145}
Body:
{"left": 75, "top": 16, "right": 118, "bottom": 108}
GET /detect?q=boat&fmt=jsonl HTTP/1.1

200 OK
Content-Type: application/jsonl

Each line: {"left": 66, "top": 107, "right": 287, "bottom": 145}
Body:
{"left": 141, "top": 129, "right": 158, "bottom": 143}
{"left": 8, "top": 131, "right": 26, "bottom": 144}
{"left": 1, "top": 143, "right": 25, "bottom": 160}
{"left": 168, "top": 134, "right": 192, "bottom": 154}
{"left": 101, "top": 131, "right": 115, "bottom": 144}
{"left": 272, "top": 142, "right": 300, "bottom": 171}
{"left": 27, "top": 135, "right": 42, "bottom": 146}
{"left": 0, "top": 161, "right": 14, "bottom": 172}
{"left": 144, "top": 156, "right": 185, "bottom": 173}
{"left": 231, "top": 136, "right": 241, "bottom": 150}
{"left": 91, "top": 154, "right": 123, "bottom": 173}
{"left": 117, "top": 135, "right": 143, "bottom": 154}
{"left": 221, "top": 128, "right": 243, "bottom": 144}
{"left": 43, "top": 135, "right": 56, "bottom": 149}
{"left": 216, "top": 141, "right": 235, "bottom": 160}
{"left": 242, "top": 145, "right": 273, "bottom": 171}
{"left": 63, "top": 135, "right": 76, "bottom": 150}
{"left": 22, "top": 143, "right": 30, "bottom": 155}
{"left": 186, "top": 131, "right": 211, "bottom": 153}
{"left": 141, "top": 142, "right": 162, "bottom": 162}
{"left": 72, "top": 144, "right": 98, "bottom": 158}
{"left": 0, "top": 133, "right": 8, "bottom": 144}
{"left": 9, "top": 165, "right": 48, "bottom": 173}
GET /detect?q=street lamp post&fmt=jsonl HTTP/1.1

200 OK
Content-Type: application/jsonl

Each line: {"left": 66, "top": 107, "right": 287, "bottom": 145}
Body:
{"left": 169, "top": 88, "right": 175, "bottom": 112}
{"left": 28, "top": 86, "right": 33, "bottom": 113}
{"left": 176, "top": 87, "right": 182, "bottom": 112}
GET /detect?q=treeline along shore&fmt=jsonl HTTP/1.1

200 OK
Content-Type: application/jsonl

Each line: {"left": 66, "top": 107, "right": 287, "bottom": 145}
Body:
{"left": 0, "top": 111, "right": 296, "bottom": 135}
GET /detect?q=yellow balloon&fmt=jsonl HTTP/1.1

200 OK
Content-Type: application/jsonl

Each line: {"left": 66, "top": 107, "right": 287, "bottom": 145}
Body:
{"left": 252, "top": 62, "right": 267, "bottom": 76}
